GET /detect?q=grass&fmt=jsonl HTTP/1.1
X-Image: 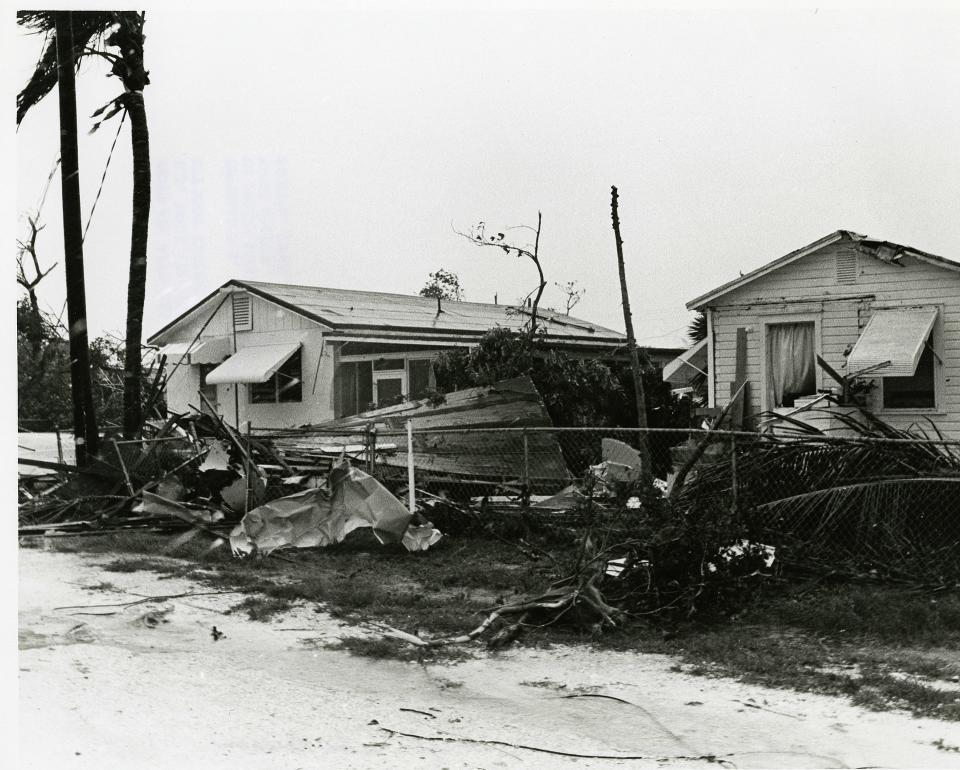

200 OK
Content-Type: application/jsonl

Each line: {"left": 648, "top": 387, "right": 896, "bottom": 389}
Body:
{"left": 26, "top": 531, "right": 960, "bottom": 720}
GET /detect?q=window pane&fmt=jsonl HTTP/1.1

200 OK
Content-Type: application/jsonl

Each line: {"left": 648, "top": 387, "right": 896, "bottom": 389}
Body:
{"left": 277, "top": 351, "right": 302, "bottom": 403}
{"left": 337, "top": 361, "right": 358, "bottom": 417}
{"left": 883, "top": 339, "right": 935, "bottom": 409}
{"left": 373, "top": 358, "right": 405, "bottom": 371}
{"left": 250, "top": 379, "right": 275, "bottom": 403}
{"left": 409, "top": 359, "right": 432, "bottom": 399}
{"left": 376, "top": 377, "right": 403, "bottom": 407}
{"left": 357, "top": 361, "right": 374, "bottom": 412}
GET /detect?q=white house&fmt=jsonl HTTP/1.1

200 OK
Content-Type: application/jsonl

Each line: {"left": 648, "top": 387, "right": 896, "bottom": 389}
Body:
{"left": 684, "top": 230, "right": 960, "bottom": 439}
{"left": 147, "top": 280, "right": 627, "bottom": 429}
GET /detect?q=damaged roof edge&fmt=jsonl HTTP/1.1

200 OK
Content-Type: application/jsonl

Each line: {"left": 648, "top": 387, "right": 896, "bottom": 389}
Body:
{"left": 686, "top": 230, "right": 960, "bottom": 311}
{"left": 685, "top": 230, "right": 848, "bottom": 311}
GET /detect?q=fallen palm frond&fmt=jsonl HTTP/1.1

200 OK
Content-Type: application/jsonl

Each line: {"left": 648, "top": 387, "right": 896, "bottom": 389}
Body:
{"left": 670, "top": 407, "right": 960, "bottom": 583}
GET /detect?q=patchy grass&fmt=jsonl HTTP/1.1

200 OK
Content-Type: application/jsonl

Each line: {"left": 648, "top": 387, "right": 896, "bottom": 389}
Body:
{"left": 28, "top": 531, "right": 960, "bottom": 720}
{"left": 229, "top": 595, "right": 296, "bottom": 622}
{"left": 325, "top": 635, "right": 472, "bottom": 663}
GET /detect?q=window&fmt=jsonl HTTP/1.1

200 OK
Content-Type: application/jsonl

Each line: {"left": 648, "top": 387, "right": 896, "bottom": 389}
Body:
{"left": 766, "top": 322, "right": 817, "bottom": 408}
{"left": 250, "top": 349, "right": 301, "bottom": 403}
{"left": 846, "top": 308, "right": 940, "bottom": 411}
{"left": 335, "top": 355, "right": 438, "bottom": 416}
{"left": 882, "top": 332, "right": 936, "bottom": 409}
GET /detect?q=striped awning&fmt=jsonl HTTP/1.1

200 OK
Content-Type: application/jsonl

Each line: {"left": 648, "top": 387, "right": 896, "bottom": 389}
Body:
{"left": 846, "top": 309, "right": 937, "bottom": 377}
{"left": 205, "top": 341, "right": 301, "bottom": 385}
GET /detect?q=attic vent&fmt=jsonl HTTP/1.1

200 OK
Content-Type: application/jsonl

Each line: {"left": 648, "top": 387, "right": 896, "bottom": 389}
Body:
{"left": 232, "top": 293, "right": 252, "bottom": 331}
{"left": 836, "top": 250, "right": 858, "bottom": 285}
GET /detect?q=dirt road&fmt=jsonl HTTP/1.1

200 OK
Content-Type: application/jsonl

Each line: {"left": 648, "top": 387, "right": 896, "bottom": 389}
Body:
{"left": 18, "top": 548, "right": 960, "bottom": 769}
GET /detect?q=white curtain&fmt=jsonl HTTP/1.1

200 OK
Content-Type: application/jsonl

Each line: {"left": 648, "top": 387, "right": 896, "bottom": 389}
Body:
{"left": 766, "top": 322, "right": 816, "bottom": 408}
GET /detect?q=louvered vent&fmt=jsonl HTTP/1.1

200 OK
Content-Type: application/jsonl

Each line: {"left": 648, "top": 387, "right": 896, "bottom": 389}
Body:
{"left": 232, "top": 293, "right": 252, "bottom": 331}
{"left": 836, "top": 250, "right": 858, "bottom": 284}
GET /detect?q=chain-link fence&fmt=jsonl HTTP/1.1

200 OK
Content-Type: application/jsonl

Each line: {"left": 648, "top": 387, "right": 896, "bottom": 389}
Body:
{"left": 264, "top": 424, "right": 960, "bottom": 579}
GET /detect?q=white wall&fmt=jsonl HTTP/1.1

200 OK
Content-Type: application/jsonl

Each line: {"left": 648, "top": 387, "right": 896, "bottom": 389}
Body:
{"left": 159, "top": 290, "right": 335, "bottom": 429}
{"left": 705, "top": 238, "right": 960, "bottom": 438}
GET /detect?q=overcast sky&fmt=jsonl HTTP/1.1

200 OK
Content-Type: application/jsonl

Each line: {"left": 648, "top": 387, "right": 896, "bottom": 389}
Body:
{"left": 14, "top": 2, "right": 960, "bottom": 348}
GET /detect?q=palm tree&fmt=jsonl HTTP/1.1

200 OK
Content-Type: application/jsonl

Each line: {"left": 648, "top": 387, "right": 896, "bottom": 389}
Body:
{"left": 18, "top": 10, "right": 152, "bottom": 440}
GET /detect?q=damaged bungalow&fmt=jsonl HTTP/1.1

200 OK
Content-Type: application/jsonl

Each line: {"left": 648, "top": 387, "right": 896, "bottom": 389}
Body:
{"left": 146, "top": 280, "right": 628, "bottom": 428}
{"left": 683, "top": 230, "right": 960, "bottom": 438}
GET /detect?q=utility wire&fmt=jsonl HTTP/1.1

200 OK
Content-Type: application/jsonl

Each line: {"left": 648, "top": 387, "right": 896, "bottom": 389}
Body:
{"left": 82, "top": 107, "right": 126, "bottom": 243}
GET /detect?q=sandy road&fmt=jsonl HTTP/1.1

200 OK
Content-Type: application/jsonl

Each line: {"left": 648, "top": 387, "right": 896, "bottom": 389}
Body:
{"left": 17, "top": 548, "right": 960, "bottom": 769}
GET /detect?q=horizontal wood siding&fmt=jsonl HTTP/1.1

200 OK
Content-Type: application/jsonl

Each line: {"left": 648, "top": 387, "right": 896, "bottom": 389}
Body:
{"left": 157, "top": 293, "right": 333, "bottom": 428}
{"left": 708, "top": 239, "right": 960, "bottom": 439}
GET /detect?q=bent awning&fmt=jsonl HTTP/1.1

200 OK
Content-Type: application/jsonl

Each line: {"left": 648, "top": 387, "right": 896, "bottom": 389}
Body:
{"left": 663, "top": 339, "right": 708, "bottom": 385}
{"left": 189, "top": 337, "right": 231, "bottom": 365}
{"left": 205, "top": 341, "right": 301, "bottom": 385}
{"left": 159, "top": 341, "right": 192, "bottom": 360}
{"left": 846, "top": 309, "right": 937, "bottom": 377}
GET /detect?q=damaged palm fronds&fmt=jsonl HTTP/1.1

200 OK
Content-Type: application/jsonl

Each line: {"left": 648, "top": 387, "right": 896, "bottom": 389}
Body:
{"left": 669, "top": 410, "right": 960, "bottom": 583}
{"left": 18, "top": 412, "right": 278, "bottom": 538}
{"left": 391, "top": 416, "right": 959, "bottom": 651}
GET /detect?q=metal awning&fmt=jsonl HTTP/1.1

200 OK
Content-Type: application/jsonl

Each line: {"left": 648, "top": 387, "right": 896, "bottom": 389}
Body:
{"left": 159, "top": 341, "right": 192, "bottom": 360}
{"left": 189, "top": 337, "right": 231, "bottom": 365}
{"left": 663, "top": 339, "right": 707, "bottom": 385}
{"left": 205, "top": 341, "right": 301, "bottom": 385}
{"left": 846, "top": 309, "right": 937, "bottom": 377}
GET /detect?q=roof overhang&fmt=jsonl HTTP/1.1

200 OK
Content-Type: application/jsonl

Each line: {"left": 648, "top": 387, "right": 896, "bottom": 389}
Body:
{"left": 686, "top": 231, "right": 847, "bottom": 310}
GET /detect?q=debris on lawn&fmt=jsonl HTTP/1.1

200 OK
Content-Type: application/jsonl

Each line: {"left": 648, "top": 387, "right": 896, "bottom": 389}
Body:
{"left": 229, "top": 461, "right": 442, "bottom": 555}
{"left": 18, "top": 373, "right": 960, "bottom": 654}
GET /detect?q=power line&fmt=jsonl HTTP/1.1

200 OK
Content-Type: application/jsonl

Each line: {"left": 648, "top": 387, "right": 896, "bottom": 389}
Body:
{"left": 82, "top": 107, "right": 126, "bottom": 243}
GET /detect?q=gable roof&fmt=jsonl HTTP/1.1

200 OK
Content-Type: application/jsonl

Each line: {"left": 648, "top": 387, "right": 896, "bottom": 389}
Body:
{"left": 148, "top": 279, "right": 626, "bottom": 347}
{"left": 687, "top": 230, "right": 960, "bottom": 310}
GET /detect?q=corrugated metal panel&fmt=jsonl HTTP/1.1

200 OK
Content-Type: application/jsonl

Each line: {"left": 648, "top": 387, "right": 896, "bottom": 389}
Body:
{"left": 239, "top": 281, "right": 624, "bottom": 341}
{"left": 847, "top": 309, "right": 937, "bottom": 377}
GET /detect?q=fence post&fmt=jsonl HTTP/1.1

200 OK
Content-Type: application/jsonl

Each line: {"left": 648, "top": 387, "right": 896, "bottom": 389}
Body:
{"left": 369, "top": 425, "right": 377, "bottom": 476}
{"left": 113, "top": 439, "right": 135, "bottom": 495}
{"left": 730, "top": 431, "right": 738, "bottom": 520}
{"left": 521, "top": 427, "right": 530, "bottom": 504}
{"left": 55, "top": 428, "right": 64, "bottom": 465}
{"left": 406, "top": 419, "right": 415, "bottom": 514}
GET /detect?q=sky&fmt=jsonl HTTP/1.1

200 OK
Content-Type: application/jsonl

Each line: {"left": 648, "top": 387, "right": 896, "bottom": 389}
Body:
{"left": 13, "top": 2, "right": 960, "bottom": 349}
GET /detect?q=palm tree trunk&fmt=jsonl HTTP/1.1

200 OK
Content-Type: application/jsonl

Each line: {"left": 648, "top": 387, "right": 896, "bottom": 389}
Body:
{"left": 55, "top": 11, "right": 100, "bottom": 463}
{"left": 610, "top": 186, "right": 652, "bottom": 478}
{"left": 122, "top": 89, "right": 150, "bottom": 438}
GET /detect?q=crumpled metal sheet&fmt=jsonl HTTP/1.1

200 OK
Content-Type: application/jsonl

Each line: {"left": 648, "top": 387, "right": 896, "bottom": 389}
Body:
{"left": 230, "top": 463, "right": 441, "bottom": 555}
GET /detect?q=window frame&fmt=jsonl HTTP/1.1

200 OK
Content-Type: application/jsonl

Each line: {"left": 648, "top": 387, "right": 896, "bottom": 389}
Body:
{"left": 249, "top": 348, "right": 303, "bottom": 405}
{"left": 759, "top": 312, "right": 823, "bottom": 413}
{"left": 875, "top": 304, "right": 944, "bottom": 415}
